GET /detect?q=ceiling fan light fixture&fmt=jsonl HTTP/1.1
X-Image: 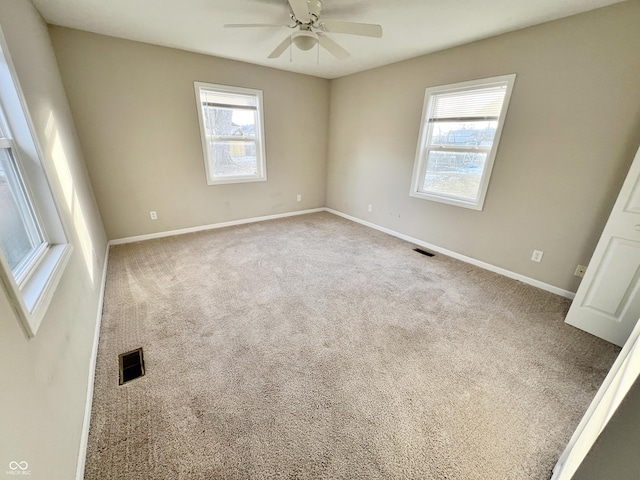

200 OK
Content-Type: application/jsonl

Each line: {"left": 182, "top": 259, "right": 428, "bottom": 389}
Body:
{"left": 227, "top": 0, "right": 383, "bottom": 61}
{"left": 292, "top": 31, "right": 318, "bottom": 51}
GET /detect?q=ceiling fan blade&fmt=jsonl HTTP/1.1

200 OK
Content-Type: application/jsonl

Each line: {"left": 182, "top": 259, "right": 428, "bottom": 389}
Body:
{"left": 321, "top": 20, "right": 382, "bottom": 38}
{"left": 288, "top": 0, "right": 311, "bottom": 23}
{"left": 318, "top": 35, "right": 350, "bottom": 60}
{"left": 268, "top": 36, "right": 292, "bottom": 59}
{"left": 321, "top": 2, "right": 368, "bottom": 17}
{"left": 224, "top": 23, "right": 291, "bottom": 28}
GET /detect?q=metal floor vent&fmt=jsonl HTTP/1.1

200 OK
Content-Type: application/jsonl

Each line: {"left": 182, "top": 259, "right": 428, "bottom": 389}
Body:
{"left": 413, "top": 248, "right": 435, "bottom": 257}
{"left": 119, "top": 348, "right": 145, "bottom": 385}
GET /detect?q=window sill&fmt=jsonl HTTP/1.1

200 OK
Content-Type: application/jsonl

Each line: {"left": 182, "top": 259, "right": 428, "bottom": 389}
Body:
{"left": 409, "top": 190, "right": 483, "bottom": 211}
{"left": 1, "top": 243, "right": 73, "bottom": 337}
{"left": 206, "top": 175, "right": 267, "bottom": 186}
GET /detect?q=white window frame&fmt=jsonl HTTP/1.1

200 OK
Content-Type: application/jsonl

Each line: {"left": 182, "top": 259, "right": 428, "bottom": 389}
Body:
{"left": 410, "top": 74, "right": 516, "bottom": 210}
{"left": 0, "top": 28, "right": 72, "bottom": 337}
{"left": 194, "top": 82, "right": 267, "bottom": 185}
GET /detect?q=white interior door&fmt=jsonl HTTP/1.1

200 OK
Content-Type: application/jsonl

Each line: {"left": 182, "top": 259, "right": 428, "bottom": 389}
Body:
{"left": 565, "top": 144, "right": 640, "bottom": 347}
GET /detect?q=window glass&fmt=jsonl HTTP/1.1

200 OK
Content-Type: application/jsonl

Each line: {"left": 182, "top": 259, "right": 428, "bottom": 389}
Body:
{"left": 0, "top": 148, "right": 45, "bottom": 274}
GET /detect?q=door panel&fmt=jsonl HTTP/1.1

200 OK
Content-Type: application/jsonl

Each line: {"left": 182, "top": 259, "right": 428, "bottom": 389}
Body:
{"left": 583, "top": 238, "right": 640, "bottom": 317}
{"left": 624, "top": 181, "right": 640, "bottom": 212}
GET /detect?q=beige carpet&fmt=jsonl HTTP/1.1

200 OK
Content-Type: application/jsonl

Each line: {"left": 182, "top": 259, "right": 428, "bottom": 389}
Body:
{"left": 85, "top": 212, "right": 619, "bottom": 479}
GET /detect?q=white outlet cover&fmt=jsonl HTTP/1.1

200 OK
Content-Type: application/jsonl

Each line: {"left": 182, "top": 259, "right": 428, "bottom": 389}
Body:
{"left": 531, "top": 250, "right": 544, "bottom": 262}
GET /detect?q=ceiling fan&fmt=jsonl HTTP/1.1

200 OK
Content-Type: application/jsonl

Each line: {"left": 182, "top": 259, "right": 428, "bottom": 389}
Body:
{"left": 224, "top": 0, "right": 382, "bottom": 60}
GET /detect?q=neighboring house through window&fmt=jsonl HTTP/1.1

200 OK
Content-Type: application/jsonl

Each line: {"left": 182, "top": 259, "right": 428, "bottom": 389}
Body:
{"left": 194, "top": 82, "right": 267, "bottom": 185}
{"left": 410, "top": 74, "right": 516, "bottom": 210}
{"left": 0, "top": 28, "right": 72, "bottom": 336}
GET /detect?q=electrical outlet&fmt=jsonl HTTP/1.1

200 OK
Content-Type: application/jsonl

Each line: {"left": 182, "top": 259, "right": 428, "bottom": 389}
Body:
{"left": 297, "top": 194, "right": 302, "bottom": 202}
{"left": 368, "top": 204, "right": 373, "bottom": 212}
{"left": 574, "top": 265, "right": 587, "bottom": 278}
{"left": 531, "top": 250, "right": 544, "bottom": 262}
{"left": 150, "top": 211, "right": 157, "bottom": 220}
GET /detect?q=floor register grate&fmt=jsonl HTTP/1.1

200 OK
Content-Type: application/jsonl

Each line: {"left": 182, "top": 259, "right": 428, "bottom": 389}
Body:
{"left": 118, "top": 347, "right": 145, "bottom": 385}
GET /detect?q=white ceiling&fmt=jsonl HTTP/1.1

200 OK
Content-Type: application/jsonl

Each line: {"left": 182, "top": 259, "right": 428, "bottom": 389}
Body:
{"left": 32, "top": 0, "right": 625, "bottom": 79}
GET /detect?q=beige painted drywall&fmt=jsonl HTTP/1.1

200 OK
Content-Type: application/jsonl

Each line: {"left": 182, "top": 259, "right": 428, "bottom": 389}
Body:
{"left": 0, "top": 1, "right": 107, "bottom": 479}
{"left": 572, "top": 376, "right": 640, "bottom": 479}
{"left": 326, "top": 1, "right": 640, "bottom": 293}
{"left": 48, "top": 27, "right": 329, "bottom": 240}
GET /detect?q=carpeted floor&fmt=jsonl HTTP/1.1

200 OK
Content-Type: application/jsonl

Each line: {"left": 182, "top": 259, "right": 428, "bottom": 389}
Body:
{"left": 85, "top": 212, "right": 619, "bottom": 479}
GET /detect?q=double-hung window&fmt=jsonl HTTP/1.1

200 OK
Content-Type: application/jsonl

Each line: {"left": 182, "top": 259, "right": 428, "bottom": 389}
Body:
{"left": 0, "top": 30, "right": 71, "bottom": 336}
{"left": 194, "top": 82, "right": 267, "bottom": 185}
{"left": 410, "top": 74, "right": 516, "bottom": 210}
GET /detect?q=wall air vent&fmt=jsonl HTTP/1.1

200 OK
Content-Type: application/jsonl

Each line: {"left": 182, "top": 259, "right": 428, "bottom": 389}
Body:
{"left": 119, "top": 347, "right": 145, "bottom": 385}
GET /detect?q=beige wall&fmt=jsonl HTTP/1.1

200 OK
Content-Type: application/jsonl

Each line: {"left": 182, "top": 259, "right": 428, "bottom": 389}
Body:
{"left": 0, "top": 0, "right": 107, "bottom": 479}
{"left": 48, "top": 27, "right": 329, "bottom": 240}
{"left": 326, "top": 1, "right": 640, "bottom": 293}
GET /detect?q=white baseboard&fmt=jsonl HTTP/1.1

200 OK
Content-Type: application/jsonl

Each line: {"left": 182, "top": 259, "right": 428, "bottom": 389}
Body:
{"left": 110, "top": 208, "right": 326, "bottom": 245}
{"left": 75, "top": 242, "right": 110, "bottom": 480}
{"left": 325, "top": 208, "right": 575, "bottom": 300}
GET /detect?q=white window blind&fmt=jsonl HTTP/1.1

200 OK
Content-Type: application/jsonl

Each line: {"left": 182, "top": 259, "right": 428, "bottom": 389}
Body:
{"left": 199, "top": 89, "right": 258, "bottom": 108}
{"left": 430, "top": 85, "right": 508, "bottom": 121}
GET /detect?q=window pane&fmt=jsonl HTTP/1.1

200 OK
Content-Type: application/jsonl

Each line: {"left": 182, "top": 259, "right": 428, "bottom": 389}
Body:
{"left": 203, "top": 106, "right": 257, "bottom": 138}
{"left": 421, "top": 150, "right": 488, "bottom": 200}
{"left": 429, "top": 121, "right": 498, "bottom": 148}
{"left": 208, "top": 140, "right": 258, "bottom": 177}
{"left": 0, "top": 148, "right": 44, "bottom": 272}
